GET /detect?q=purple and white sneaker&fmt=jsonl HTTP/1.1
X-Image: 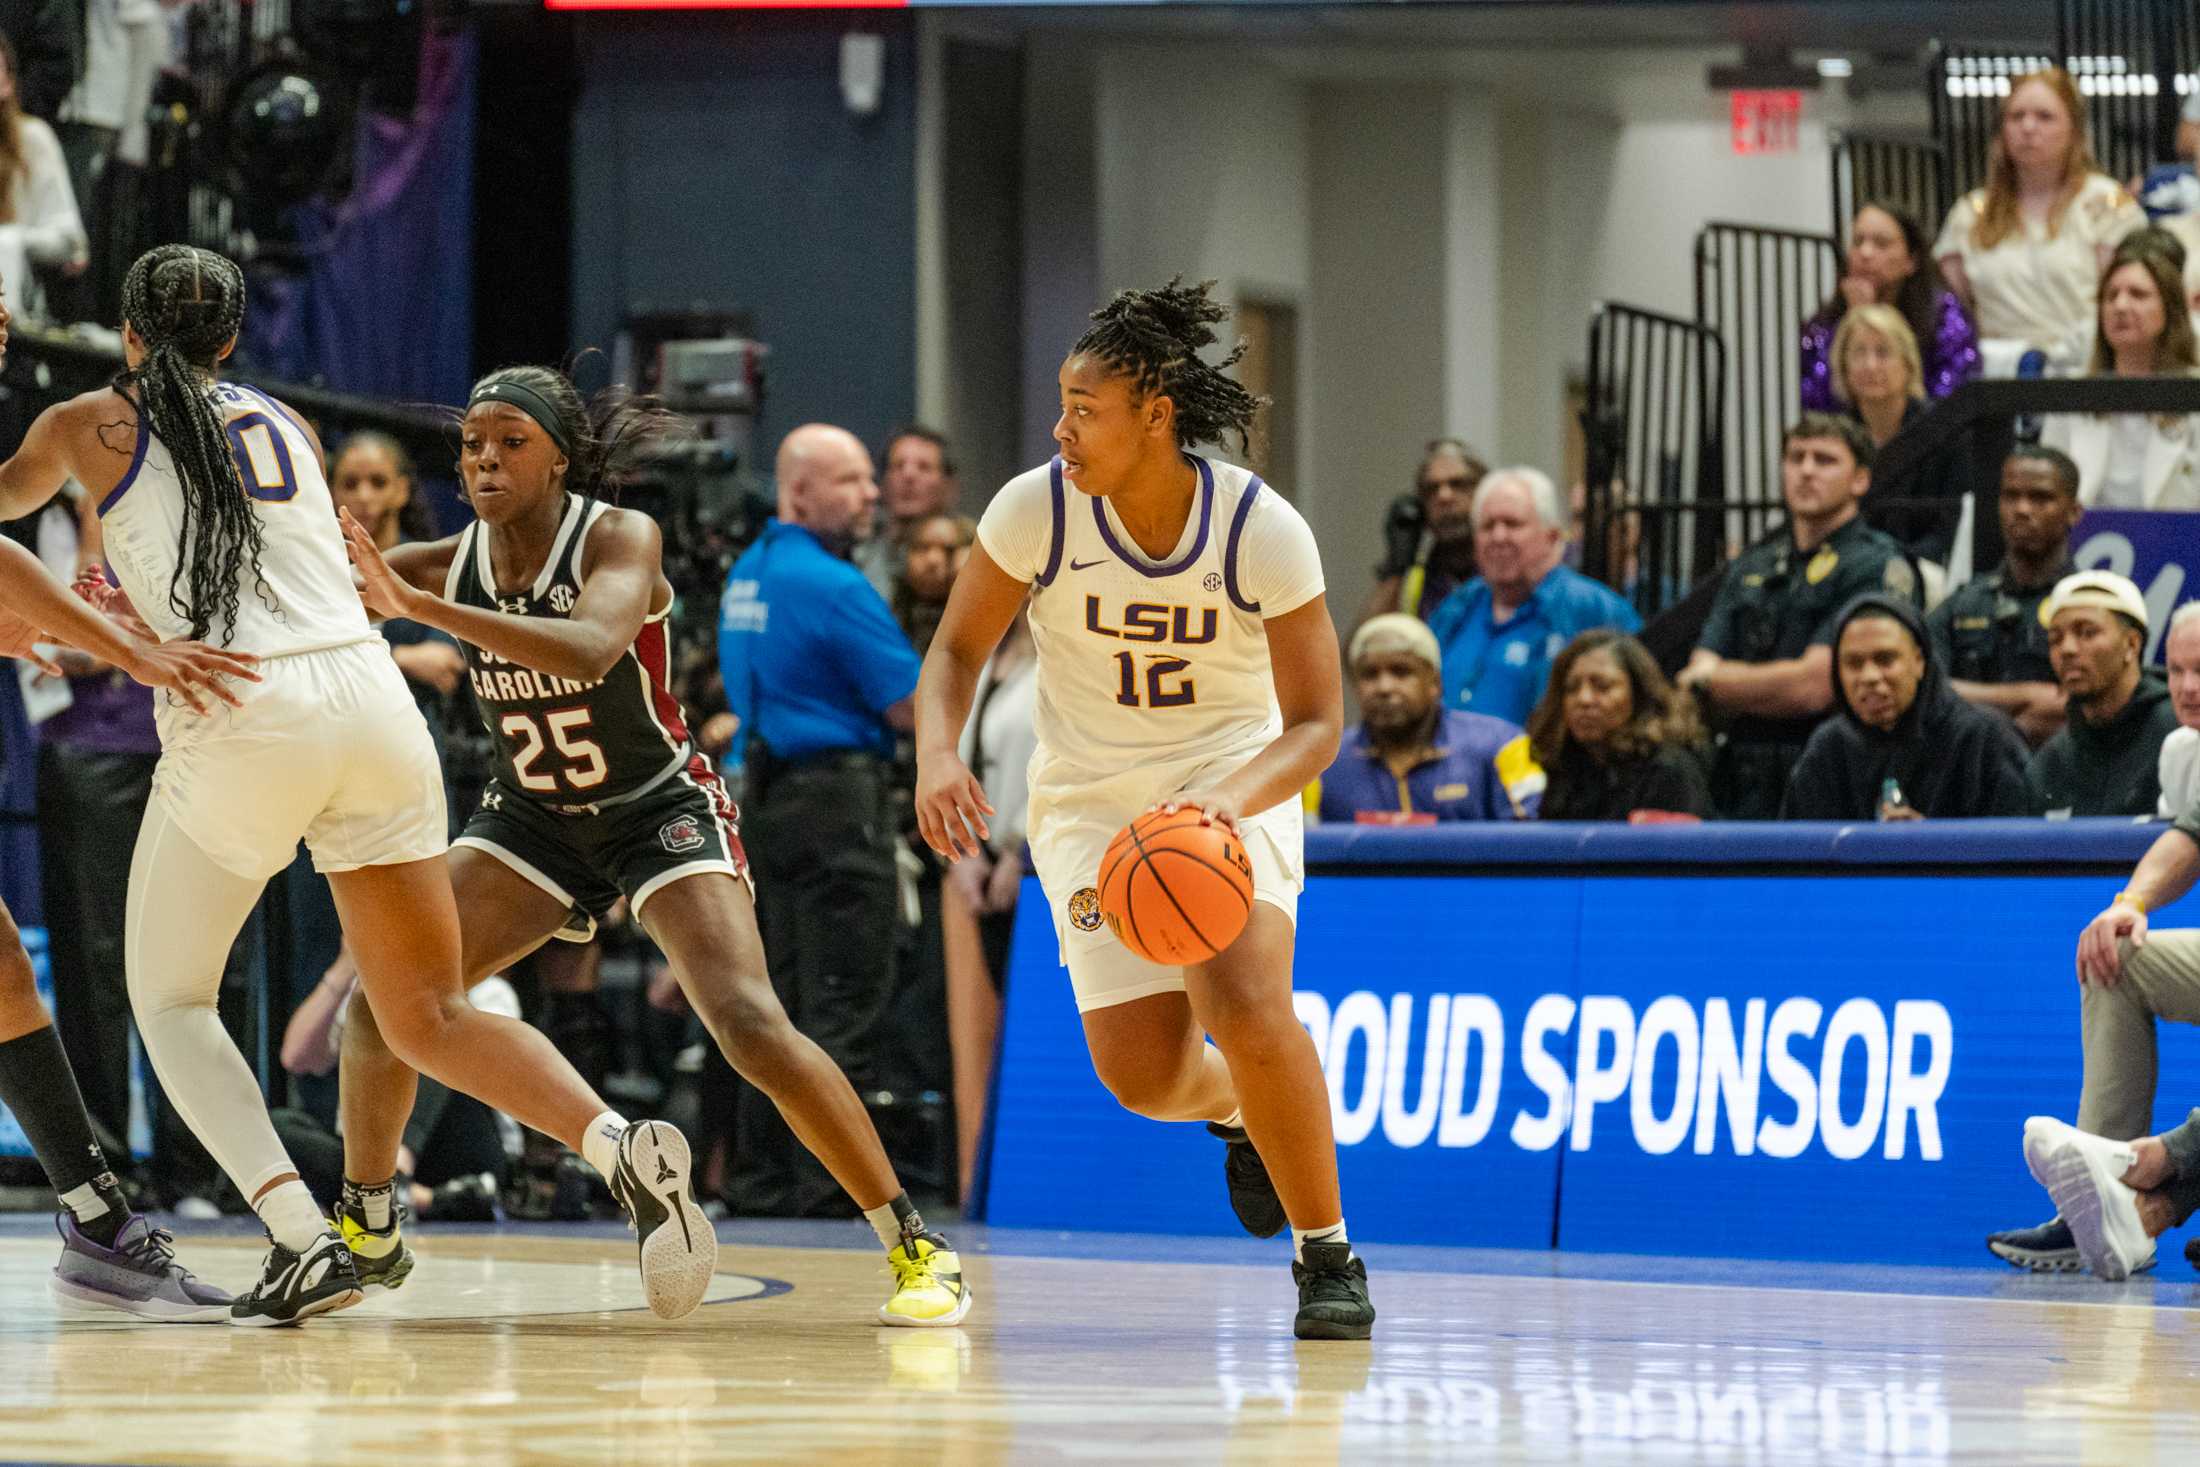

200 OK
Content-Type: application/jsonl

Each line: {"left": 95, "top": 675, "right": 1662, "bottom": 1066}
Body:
{"left": 50, "top": 1212, "right": 232, "bottom": 1322}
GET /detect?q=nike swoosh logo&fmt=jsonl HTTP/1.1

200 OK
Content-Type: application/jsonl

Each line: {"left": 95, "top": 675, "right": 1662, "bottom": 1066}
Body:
{"left": 1069, "top": 557, "right": 1109, "bottom": 571}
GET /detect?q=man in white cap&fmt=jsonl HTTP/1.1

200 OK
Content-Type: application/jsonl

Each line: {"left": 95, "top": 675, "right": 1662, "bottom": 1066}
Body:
{"left": 1306, "top": 613, "right": 1543, "bottom": 823}
{"left": 2025, "top": 570, "right": 2179, "bottom": 818}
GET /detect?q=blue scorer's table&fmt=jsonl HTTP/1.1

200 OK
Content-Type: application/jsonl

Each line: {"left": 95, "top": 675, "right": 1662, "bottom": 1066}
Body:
{"left": 979, "top": 819, "right": 2200, "bottom": 1266}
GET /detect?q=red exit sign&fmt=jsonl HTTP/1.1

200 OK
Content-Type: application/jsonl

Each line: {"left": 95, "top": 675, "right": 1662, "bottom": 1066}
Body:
{"left": 1730, "top": 90, "right": 1801, "bottom": 155}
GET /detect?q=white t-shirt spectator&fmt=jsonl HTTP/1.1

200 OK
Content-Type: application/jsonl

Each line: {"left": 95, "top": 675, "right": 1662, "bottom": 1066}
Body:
{"left": 2160, "top": 725, "right": 2200, "bottom": 819}
{"left": 0, "top": 113, "right": 86, "bottom": 320}
{"left": 958, "top": 643, "right": 1039, "bottom": 858}
{"left": 1935, "top": 174, "right": 2144, "bottom": 352}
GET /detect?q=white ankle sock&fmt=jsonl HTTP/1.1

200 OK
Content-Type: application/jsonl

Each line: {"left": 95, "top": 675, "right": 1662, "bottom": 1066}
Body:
{"left": 579, "top": 1110, "right": 628, "bottom": 1180}
{"left": 1292, "top": 1220, "right": 1349, "bottom": 1263}
{"left": 256, "top": 1181, "right": 327, "bottom": 1253}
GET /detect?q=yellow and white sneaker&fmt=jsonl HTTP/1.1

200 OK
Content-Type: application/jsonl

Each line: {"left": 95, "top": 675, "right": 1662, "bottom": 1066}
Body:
{"left": 336, "top": 1207, "right": 415, "bottom": 1294}
{"left": 879, "top": 1233, "right": 972, "bottom": 1327}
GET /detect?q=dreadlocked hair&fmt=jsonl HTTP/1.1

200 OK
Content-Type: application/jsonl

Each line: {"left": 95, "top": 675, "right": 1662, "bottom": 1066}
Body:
{"left": 117, "top": 245, "right": 266, "bottom": 646}
{"left": 1071, "top": 277, "right": 1267, "bottom": 454}
{"left": 464, "top": 364, "right": 689, "bottom": 508}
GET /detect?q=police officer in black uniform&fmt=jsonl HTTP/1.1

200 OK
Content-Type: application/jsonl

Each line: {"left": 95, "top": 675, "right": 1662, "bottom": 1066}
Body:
{"left": 1680, "top": 414, "right": 1920, "bottom": 819}
{"left": 1928, "top": 445, "right": 2082, "bottom": 749}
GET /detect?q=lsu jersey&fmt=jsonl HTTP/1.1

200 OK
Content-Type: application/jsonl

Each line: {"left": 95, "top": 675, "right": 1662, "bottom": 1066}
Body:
{"left": 975, "top": 454, "right": 1324, "bottom": 796}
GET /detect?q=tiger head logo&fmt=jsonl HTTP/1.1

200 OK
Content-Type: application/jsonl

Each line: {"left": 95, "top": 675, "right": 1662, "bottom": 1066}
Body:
{"left": 1067, "top": 887, "right": 1103, "bottom": 932}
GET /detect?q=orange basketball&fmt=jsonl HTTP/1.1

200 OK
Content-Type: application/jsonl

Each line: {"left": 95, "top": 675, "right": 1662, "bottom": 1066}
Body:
{"left": 1097, "top": 807, "right": 1256, "bottom": 966}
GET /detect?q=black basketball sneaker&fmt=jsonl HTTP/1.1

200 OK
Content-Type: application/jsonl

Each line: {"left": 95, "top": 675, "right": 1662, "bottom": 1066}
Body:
{"left": 229, "top": 1229, "right": 364, "bottom": 1327}
{"left": 1207, "top": 1121, "right": 1287, "bottom": 1238}
{"left": 1292, "top": 1242, "right": 1376, "bottom": 1341}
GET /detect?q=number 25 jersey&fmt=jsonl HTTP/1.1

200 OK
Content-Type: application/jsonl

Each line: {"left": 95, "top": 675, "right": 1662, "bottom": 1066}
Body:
{"left": 449, "top": 493, "right": 695, "bottom": 807}
{"left": 975, "top": 454, "right": 1325, "bottom": 797}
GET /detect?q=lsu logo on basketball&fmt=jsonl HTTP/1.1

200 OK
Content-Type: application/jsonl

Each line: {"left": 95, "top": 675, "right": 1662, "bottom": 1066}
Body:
{"left": 659, "top": 815, "right": 708, "bottom": 854}
{"left": 1067, "top": 887, "right": 1104, "bottom": 932}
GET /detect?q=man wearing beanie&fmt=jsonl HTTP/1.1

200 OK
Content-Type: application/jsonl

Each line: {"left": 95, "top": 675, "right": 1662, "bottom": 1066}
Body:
{"left": 1307, "top": 614, "right": 1543, "bottom": 823}
{"left": 2026, "top": 571, "right": 2180, "bottom": 817}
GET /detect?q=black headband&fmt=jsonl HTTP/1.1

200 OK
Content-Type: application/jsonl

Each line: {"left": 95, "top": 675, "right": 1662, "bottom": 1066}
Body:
{"left": 468, "top": 379, "right": 574, "bottom": 457}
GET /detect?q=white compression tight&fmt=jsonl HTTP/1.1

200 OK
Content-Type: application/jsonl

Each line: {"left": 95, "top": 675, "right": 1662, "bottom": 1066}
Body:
{"left": 125, "top": 799, "right": 301, "bottom": 1204}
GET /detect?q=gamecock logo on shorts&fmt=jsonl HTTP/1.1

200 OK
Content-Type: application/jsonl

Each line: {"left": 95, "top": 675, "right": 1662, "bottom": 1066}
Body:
{"left": 659, "top": 815, "right": 708, "bottom": 854}
{"left": 1067, "top": 887, "right": 1103, "bottom": 932}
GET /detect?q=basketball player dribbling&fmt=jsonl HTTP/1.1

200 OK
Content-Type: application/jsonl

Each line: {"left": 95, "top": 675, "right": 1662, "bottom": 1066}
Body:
{"left": 914, "top": 278, "right": 1376, "bottom": 1339}
{"left": 0, "top": 246, "right": 717, "bottom": 1325}
{"left": 334, "top": 364, "right": 969, "bottom": 1327}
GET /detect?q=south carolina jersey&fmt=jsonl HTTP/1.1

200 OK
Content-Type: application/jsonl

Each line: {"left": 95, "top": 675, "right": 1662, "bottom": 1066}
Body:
{"left": 976, "top": 454, "right": 1324, "bottom": 794}
{"left": 448, "top": 493, "right": 695, "bottom": 808}
{"left": 98, "top": 381, "right": 374, "bottom": 657}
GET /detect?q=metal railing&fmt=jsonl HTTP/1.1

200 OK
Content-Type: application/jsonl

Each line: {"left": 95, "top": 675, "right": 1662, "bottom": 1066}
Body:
{"left": 1693, "top": 221, "right": 1839, "bottom": 526}
{"left": 1831, "top": 131, "right": 1952, "bottom": 243}
{"left": 2058, "top": 0, "right": 2196, "bottom": 182}
{"left": 1581, "top": 303, "right": 1725, "bottom": 619}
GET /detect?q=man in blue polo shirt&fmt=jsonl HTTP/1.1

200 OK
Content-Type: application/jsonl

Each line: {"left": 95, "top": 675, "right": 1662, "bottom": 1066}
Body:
{"left": 1309, "top": 614, "right": 1544, "bottom": 822}
{"left": 1427, "top": 466, "right": 1640, "bottom": 726}
{"left": 718, "top": 422, "right": 920, "bottom": 1215}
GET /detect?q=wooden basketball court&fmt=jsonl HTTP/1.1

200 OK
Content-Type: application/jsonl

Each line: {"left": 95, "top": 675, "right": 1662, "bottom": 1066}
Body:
{"left": 2, "top": 1217, "right": 2196, "bottom": 1464}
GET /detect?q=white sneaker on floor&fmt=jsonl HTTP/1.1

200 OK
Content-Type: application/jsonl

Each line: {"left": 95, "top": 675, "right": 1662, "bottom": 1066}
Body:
{"left": 2022, "top": 1116, "right": 2156, "bottom": 1281}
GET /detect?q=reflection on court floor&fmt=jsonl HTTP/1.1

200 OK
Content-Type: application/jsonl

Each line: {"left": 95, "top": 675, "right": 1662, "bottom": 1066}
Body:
{"left": 2, "top": 1220, "right": 2198, "bottom": 1465}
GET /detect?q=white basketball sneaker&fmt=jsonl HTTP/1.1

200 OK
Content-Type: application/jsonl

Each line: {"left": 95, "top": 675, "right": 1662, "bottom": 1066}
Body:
{"left": 2022, "top": 1116, "right": 2156, "bottom": 1281}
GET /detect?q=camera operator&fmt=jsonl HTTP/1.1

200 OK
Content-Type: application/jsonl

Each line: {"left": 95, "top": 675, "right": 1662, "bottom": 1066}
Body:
{"left": 1361, "top": 438, "right": 1485, "bottom": 627}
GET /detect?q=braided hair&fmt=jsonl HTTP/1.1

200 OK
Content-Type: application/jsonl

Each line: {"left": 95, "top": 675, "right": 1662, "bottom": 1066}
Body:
{"left": 1071, "top": 277, "right": 1266, "bottom": 454}
{"left": 463, "top": 364, "right": 686, "bottom": 509}
{"left": 117, "top": 245, "right": 267, "bottom": 645}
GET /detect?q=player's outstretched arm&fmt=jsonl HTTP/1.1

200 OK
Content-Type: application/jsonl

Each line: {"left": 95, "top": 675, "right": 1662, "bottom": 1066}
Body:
{"left": 342, "top": 507, "right": 654, "bottom": 682}
{"left": 0, "top": 537, "right": 259, "bottom": 712}
{"left": 914, "top": 542, "right": 1025, "bottom": 861}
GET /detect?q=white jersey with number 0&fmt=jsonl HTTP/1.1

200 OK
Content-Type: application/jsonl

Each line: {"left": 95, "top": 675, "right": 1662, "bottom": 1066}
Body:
{"left": 97, "top": 381, "right": 374, "bottom": 661}
{"left": 976, "top": 454, "right": 1324, "bottom": 802}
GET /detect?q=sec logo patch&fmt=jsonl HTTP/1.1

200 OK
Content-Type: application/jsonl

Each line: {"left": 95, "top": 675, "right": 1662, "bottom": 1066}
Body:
{"left": 1067, "top": 887, "right": 1103, "bottom": 931}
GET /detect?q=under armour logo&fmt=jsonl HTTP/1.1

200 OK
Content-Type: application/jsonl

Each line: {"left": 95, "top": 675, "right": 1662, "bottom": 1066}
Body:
{"left": 481, "top": 789, "right": 503, "bottom": 810}
{"left": 499, "top": 597, "right": 529, "bottom": 615}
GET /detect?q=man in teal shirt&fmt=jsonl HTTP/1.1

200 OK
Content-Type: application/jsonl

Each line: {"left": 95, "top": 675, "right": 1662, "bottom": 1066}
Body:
{"left": 1426, "top": 466, "right": 1640, "bottom": 726}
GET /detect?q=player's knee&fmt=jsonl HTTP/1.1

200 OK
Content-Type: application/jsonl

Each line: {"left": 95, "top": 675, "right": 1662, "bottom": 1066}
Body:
{"left": 1092, "top": 1049, "right": 1186, "bottom": 1118}
{"left": 696, "top": 979, "right": 792, "bottom": 1069}
{"left": 377, "top": 990, "right": 468, "bottom": 1067}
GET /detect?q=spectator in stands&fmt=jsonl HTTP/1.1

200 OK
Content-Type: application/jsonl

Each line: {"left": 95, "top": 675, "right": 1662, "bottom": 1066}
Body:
{"left": 2027, "top": 571, "right": 2178, "bottom": 817}
{"left": 943, "top": 595, "right": 1036, "bottom": 1197}
{"left": 2040, "top": 241, "right": 2200, "bottom": 509}
{"left": 1930, "top": 446, "right": 2083, "bottom": 748}
{"left": 1833, "top": 303, "right": 1971, "bottom": 562}
{"left": 1425, "top": 466, "right": 1639, "bottom": 726}
{"left": 858, "top": 426, "right": 957, "bottom": 602}
{"left": 1802, "top": 201, "right": 1979, "bottom": 413}
{"left": 1680, "top": 414, "right": 1919, "bottom": 819}
{"left": 1309, "top": 613, "right": 1542, "bottom": 823}
{"left": 0, "top": 7, "right": 80, "bottom": 125}
{"left": 891, "top": 511, "right": 975, "bottom": 660}
{"left": 2156, "top": 604, "right": 2200, "bottom": 818}
{"left": 1363, "top": 438, "right": 1485, "bottom": 624}
{"left": 720, "top": 422, "right": 917, "bottom": 1215}
{"left": 0, "top": 32, "right": 85, "bottom": 323}
{"left": 1527, "top": 629, "right": 1711, "bottom": 821}
{"left": 1781, "top": 593, "right": 2032, "bottom": 821}
{"left": 1935, "top": 67, "right": 2144, "bottom": 365}
{"left": 1986, "top": 804, "right": 2200, "bottom": 1272}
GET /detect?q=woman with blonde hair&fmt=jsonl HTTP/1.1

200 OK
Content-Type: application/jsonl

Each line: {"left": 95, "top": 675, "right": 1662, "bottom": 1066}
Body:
{"left": 0, "top": 33, "right": 86, "bottom": 320}
{"left": 1834, "top": 304, "right": 1969, "bottom": 561}
{"left": 1934, "top": 67, "right": 2143, "bottom": 360}
{"left": 2042, "top": 239, "right": 2200, "bottom": 508}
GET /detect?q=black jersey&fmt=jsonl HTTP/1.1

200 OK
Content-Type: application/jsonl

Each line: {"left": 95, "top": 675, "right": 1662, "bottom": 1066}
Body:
{"left": 449, "top": 493, "right": 693, "bottom": 809}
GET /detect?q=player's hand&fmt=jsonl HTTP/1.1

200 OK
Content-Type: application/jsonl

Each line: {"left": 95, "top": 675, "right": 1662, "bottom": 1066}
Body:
{"left": 2078, "top": 899, "right": 2149, "bottom": 988}
{"left": 340, "top": 508, "right": 425, "bottom": 621}
{"left": 1154, "top": 788, "right": 1242, "bottom": 835}
{"left": 0, "top": 604, "right": 62, "bottom": 676}
{"left": 916, "top": 749, "right": 993, "bottom": 861}
{"left": 121, "top": 637, "right": 260, "bottom": 715}
{"left": 944, "top": 849, "right": 991, "bottom": 913}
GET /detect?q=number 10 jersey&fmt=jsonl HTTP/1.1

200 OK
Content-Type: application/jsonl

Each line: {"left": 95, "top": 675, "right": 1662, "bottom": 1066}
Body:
{"left": 448, "top": 493, "right": 695, "bottom": 810}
